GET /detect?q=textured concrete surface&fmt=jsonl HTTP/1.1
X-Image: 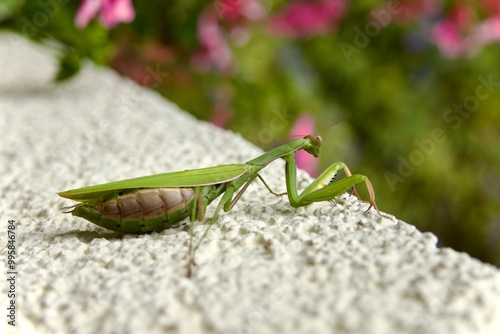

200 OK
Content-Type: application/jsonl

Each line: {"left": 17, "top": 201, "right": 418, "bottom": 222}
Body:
{"left": 1, "top": 33, "right": 500, "bottom": 334}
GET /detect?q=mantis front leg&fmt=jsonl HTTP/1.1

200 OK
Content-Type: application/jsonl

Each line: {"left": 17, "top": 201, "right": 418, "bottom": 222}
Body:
{"left": 283, "top": 154, "right": 386, "bottom": 217}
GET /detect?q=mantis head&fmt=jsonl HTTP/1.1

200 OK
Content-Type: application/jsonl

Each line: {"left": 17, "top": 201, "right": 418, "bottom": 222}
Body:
{"left": 303, "top": 134, "right": 322, "bottom": 157}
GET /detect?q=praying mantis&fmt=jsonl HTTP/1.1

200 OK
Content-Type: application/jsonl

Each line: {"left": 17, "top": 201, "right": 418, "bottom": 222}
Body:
{"left": 59, "top": 134, "right": 388, "bottom": 276}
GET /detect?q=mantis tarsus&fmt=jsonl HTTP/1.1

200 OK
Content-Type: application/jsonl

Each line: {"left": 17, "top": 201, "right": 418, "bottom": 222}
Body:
{"left": 59, "top": 134, "right": 389, "bottom": 276}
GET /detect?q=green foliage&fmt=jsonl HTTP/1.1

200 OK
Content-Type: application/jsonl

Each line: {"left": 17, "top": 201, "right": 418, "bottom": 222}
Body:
{"left": 0, "top": 0, "right": 111, "bottom": 81}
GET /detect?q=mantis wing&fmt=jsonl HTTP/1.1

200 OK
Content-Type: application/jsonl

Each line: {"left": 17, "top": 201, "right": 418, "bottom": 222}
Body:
{"left": 58, "top": 164, "right": 249, "bottom": 202}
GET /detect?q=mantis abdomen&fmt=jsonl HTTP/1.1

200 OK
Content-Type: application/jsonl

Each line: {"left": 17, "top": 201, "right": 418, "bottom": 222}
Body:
{"left": 71, "top": 188, "right": 196, "bottom": 233}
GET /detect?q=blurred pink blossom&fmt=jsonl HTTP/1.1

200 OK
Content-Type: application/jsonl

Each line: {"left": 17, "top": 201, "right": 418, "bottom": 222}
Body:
{"left": 290, "top": 114, "right": 318, "bottom": 176}
{"left": 214, "top": 0, "right": 266, "bottom": 22}
{"left": 269, "top": 0, "right": 345, "bottom": 38}
{"left": 469, "top": 16, "right": 500, "bottom": 52}
{"left": 480, "top": 0, "right": 500, "bottom": 16}
{"left": 431, "top": 4, "right": 500, "bottom": 58}
{"left": 194, "top": 2, "right": 266, "bottom": 127}
{"left": 432, "top": 19, "right": 466, "bottom": 58}
{"left": 392, "top": 0, "right": 439, "bottom": 23}
{"left": 75, "top": 0, "right": 135, "bottom": 28}
{"left": 191, "top": 11, "right": 233, "bottom": 72}
{"left": 209, "top": 103, "right": 233, "bottom": 128}
{"left": 193, "top": 1, "right": 265, "bottom": 72}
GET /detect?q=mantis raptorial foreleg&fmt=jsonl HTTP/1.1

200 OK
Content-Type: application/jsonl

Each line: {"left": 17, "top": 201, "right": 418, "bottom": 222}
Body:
{"left": 283, "top": 155, "right": 386, "bottom": 217}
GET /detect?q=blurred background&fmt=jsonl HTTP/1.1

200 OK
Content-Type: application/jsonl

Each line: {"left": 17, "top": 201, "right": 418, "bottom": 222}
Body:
{"left": 2, "top": 0, "right": 499, "bottom": 266}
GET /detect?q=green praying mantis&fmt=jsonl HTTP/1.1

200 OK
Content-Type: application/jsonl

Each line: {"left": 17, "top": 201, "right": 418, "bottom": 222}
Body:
{"left": 59, "top": 134, "right": 389, "bottom": 276}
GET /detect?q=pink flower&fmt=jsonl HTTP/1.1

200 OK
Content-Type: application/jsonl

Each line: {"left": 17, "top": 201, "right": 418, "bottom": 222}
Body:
{"left": 269, "top": 0, "right": 345, "bottom": 38}
{"left": 468, "top": 16, "right": 500, "bottom": 52}
{"left": 191, "top": 11, "right": 233, "bottom": 72}
{"left": 192, "top": 1, "right": 266, "bottom": 72}
{"left": 431, "top": 4, "right": 500, "bottom": 58}
{"left": 480, "top": 0, "right": 500, "bottom": 16}
{"left": 392, "top": 0, "right": 439, "bottom": 23}
{"left": 431, "top": 19, "right": 467, "bottom": 58}
{"left": 75, "top": 0, "right": 135, "bottom": 29}
{"left": 213, "top": 0, "right": 266, "bottom": 22}
{"left": 209, "top": 103, "right": 233, "bottom": 128}
{"left": 290, "top": 114, "right": 318, "bottom": 176}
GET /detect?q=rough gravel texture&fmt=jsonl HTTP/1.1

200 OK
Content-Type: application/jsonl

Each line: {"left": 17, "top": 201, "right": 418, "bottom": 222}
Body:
{"left": 1, "top": 33, "right": 500, "bottom": 334}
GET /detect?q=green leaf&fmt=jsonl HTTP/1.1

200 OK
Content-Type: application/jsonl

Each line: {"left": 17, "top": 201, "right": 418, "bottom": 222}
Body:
{"left": 55, "top": 51, "right": 81, "bottom": 81}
